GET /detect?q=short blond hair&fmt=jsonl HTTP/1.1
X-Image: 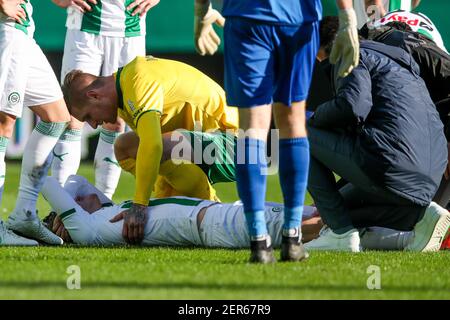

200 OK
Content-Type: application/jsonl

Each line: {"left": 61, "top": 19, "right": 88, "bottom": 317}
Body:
{"left": 62, "top": 69, "right": 85, "bottom": 114}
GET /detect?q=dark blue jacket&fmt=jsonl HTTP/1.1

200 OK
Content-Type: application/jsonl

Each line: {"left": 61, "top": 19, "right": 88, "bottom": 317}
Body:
{"left": 310, "top": 41, "right": 447, "bottom": 205}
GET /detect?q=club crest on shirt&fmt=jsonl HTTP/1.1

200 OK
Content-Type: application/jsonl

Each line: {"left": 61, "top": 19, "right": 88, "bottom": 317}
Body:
{"left": 127, "top": 99, "right": 136, "bottom": 112}
{"left": 7, "top": 92, "right": 21, "bottom": 105}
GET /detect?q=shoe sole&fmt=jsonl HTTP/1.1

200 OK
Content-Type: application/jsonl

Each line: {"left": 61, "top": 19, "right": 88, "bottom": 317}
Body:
{"left": 407, "top": 210, "right": 450, "bottom": 252}
{"left": 0, "top": 239, "right": 39, "bottom": 246}
{"left": 280, "top": 251, "right": 309, "bottom": 262}
{"left": 303, "top": 245, "right": 360, "bottom": 252}
{"left": 6, "top": 219, "right": 63, "bottom": 246}
{"left": 280, "top": 242, "right": 310, "bottom": 262}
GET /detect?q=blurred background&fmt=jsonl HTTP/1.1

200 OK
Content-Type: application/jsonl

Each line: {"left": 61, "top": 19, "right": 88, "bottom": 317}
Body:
{"left": 6, "top": 0, "right": 450, "bottom": 160}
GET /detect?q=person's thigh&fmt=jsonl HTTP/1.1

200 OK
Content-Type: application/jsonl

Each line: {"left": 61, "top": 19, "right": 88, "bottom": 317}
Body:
{"left": 24, "top": 40, "right": 70, "bottom": 122}
{"left": 177, "top": 130, "right": 237, "bottom": 184}
{"left": 340, "top": 182, "right": 421, "bottom": 208}
{"left": 200, "top": 203, "right": 250, "bottom": 248}
{"left": 60, "top": 29, "right": 103, "bottom": 83}
{"left": 308, "top": 126, "right": 379, "bottom": 194}
{"left": 347, "top": 204, "right": 425, "bottom": 231}
{"left": 114, "top": 35, "right": 146, "bottom": 74}
{"left": 102, "top": 35, "right": 146, "bottom": 132}
{"left": 0, "top": 27, "right": 30, "bottom": 119}
{"left": 273, "top": 21, "right": 320, "bottom": 106}
{"left": 224, "top": 18, "right": 275, "bottom": 108}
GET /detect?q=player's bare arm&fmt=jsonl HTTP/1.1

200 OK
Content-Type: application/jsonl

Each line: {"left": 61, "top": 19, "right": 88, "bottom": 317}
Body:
{"left": 51, "top": 0, "right": 96, "bottom": 12}
{"left": 0, "top": 0, "right": 26, "bottom": 23}
{"left": 127, "top": 0, "right": 159, "bottom": 18}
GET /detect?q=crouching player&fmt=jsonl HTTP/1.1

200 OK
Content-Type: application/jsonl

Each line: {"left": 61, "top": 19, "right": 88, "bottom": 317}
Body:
{"left": 62, "top": 56, "right": 239, "bottom": 244}
{"left": 114, "top": 129, "right": 236, "bottom": 201}
{"left": 41, "top": 175, "right": 445, "bottom": 251}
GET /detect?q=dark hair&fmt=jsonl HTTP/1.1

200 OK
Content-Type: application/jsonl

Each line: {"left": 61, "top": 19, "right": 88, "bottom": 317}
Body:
{"left": 320, "top": 16, "right": 339, "bottom": 55}
{"left": 385, "top": 21, "right": 413, "bottom": 32}
{"left": 42, "top": 211, "right": 57, "bottom": 231}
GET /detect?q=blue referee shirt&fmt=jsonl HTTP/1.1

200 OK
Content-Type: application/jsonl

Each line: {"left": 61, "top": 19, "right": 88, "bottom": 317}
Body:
{"left": 222, "top": 0, "right": 323, "bottom": 25}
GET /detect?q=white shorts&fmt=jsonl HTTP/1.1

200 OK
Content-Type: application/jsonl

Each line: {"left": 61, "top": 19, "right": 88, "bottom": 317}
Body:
{"left": 199, "top": 202, "right": 319, "bottom": 248}
{"left": 0, "top": 26, "right": 63, "bottom": 118}
{"left": 199, "top": 202, "right": 284, "bottom": 248}
{"left": 61, "top": 29, "right": 146, "bottom": 82}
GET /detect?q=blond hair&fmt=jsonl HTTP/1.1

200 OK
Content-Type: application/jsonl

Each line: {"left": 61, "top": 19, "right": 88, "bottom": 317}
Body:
{"left": 62, "top": 69, "right": 85, "bottom": 114}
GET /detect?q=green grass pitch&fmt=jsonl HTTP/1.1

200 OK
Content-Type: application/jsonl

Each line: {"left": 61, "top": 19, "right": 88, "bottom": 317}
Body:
{"left": 0, "top": 162, "right": 449, "bottom": 299}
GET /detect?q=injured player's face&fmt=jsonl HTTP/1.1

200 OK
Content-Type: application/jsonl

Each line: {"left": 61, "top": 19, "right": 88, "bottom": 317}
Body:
{"left": 75, "top": 194, "right": 103, "bottom": 213}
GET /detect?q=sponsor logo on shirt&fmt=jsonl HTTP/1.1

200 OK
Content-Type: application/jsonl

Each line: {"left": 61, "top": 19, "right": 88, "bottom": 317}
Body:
{"left": 127, "top": 99, "right": 136, "bottom": 112}
{"left": 379, "top": 13, "right": 434, "bottom": 32}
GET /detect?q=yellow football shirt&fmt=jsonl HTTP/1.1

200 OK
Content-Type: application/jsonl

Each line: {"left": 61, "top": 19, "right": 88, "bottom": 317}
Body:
{"left": 114, "top": 56, "right": 238, "bottom": 133}
{"left": 113, "top": 56, "right": 238, "bottom": 205}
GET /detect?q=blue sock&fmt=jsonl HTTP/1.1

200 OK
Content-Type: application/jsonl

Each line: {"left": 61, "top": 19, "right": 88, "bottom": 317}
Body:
{"left": 235, "top": 138, "right": 268, "bottom": 238}
{"left": 279, "top": 138, "right": 310, "bottom": 231}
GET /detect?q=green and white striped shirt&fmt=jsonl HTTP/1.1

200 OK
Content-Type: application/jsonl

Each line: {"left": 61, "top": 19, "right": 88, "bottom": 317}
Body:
{"left": 374, "top": 10, "right": 448, "bottom": 53}
{"left": 0, "top": 0, "right": 34, "bottom": 37}
{"left": 66, "top": 0, "right": 146, "bottom": 37}
{"left": 355, "top": 0, "right": 413, "bottom": 28}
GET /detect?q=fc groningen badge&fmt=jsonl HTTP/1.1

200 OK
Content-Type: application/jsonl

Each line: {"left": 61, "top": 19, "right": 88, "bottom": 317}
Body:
{"left": 7, "top": 92, "right": 21, "bottom": 105}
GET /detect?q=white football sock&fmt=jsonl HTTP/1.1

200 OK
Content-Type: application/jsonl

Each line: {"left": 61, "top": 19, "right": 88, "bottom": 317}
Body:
{"left": 0, "top": 136, "right": 9, "bottom": 206}
{"left": 12, "top": 121, "right": 66, "bottom": 219}
{"left": 360, "top": 226, "right": 413, "bottom": 250}
{"left": 94, "top": 128, "right": 121, "bottom": 199}
{"left": 51, "top": 128, "right": 82, "bottom": 185}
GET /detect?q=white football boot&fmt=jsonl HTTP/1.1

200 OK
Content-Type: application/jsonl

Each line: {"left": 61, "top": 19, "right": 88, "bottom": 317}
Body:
{"left": 405, "top": 202, "right": 450, "bottom": 252}
{"left": 0, "top": 220, "right": 38, "bottom": 246}
{"left": 6, "top": 210, "right": 63, "bottom": 245}
{"left": 304, "top": 226, "right": 361, "bottom": 252}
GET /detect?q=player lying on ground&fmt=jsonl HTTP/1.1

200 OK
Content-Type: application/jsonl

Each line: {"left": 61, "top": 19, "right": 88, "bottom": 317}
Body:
{"left": 62, "top": 56, "right": 238, "bottom": 245}
{"left": 40, "top": 174, "right": 435, "bottom": 251}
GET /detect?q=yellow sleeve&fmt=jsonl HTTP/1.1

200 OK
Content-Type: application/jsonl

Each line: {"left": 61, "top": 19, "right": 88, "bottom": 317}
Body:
{"left": 122, "top": 71, "right": 164, "bottom": 128}
{"left": 133, "top": 111, "right": 163, "bottom": 205}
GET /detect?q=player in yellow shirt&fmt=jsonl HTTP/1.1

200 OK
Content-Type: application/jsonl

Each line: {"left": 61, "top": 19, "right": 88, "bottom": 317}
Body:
{"left": 62, "top": 56, "right": 238, "bottom": 244}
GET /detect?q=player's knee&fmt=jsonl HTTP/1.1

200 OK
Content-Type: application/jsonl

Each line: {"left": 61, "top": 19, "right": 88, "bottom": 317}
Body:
{"left": 102, "top": 120, "right": 125, "bottom": 132}
{"left": 0, "top": 112, "right": 17, "bottom": 138}
{"left": 114, "top": 132, "right": 138, "bottom": 161}
{"left": 273, "top": 102, "right": 307, "bottom": 138}
{"left": 31, "top": 98, "right": 71, "bottom": 123}
{"left": 161, "top": 131, "right": 192, "bottom": 163}
{"left": 66, "top": 115, "right": 84, "bottom": 130}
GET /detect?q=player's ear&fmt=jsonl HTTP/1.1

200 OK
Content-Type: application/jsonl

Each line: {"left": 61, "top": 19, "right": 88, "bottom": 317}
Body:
{"left": 86, "top": 89, "right": 101, "bottom": 101}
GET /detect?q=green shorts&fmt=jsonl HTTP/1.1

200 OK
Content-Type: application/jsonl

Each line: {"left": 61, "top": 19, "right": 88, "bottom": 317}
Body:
{"left": 179, "top": 130, "right": 236, "bottom": 184}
